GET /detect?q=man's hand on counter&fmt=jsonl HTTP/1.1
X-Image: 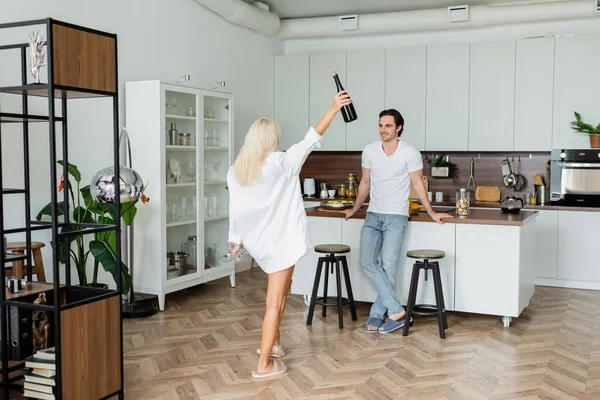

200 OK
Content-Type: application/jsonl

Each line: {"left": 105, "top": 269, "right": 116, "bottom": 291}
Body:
{"left": 342, "top": 208, "right": 357, "bottom": 220}
{"left": 428, "top": 210, "right": 453, "bottom": 224}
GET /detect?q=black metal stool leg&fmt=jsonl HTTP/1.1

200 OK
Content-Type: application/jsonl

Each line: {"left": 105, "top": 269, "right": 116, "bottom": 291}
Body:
{"left": 339, "top": 256, "right": 357, "bottom": 321}
{"left": 322, "top": 256, "right": 330, "bottom": 318}
{"left": 433, "top": 262, "right": 448, "bottom": 331}
{"left": 335, "top": 257, "right": 343, "bottom": 329}
{"left": 306, "top": 258, "right": 324, "bottom": 325}
{"left": 431, "top": 262, "right": 446, "bottom": 339}
{"left": 403, "top": 263, "right": 421, "bottom": 336}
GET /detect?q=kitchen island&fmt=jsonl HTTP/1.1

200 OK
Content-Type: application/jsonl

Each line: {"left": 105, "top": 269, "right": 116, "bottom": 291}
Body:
{"left": 292, "top": 205, "right": 538, "bottom": 328}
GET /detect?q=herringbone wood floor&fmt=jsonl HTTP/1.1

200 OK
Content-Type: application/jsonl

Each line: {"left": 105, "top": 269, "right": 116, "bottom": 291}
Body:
{"left": 123, "top": 268, "right": 600, "bottom": 400}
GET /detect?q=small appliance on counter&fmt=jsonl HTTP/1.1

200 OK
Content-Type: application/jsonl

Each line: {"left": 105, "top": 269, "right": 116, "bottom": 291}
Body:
{"left": 303, "top": 177, "right": 316, "bottom": 197}
{"left": 501, "top": 195, "right": 523, "bottom": 213}
{"left": 550, "top": 149, "right": 600, "bottom": 207}
{"left": 319, "top": 182, "right": 329, "bottom": 199}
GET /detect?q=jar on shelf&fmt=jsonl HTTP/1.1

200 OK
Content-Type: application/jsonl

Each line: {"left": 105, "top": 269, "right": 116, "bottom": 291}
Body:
{"left": 346, "top": 173, "right": 356, "bottom": 182}
{"left": 456, "top": 188, "right": 470, "bottom": 216}
{"left": 337, "top": 184, "right": 346, "bottom": 198}
{"left": 186, "top": 236, "right": 197, "bottom": 270}
{"left": 178, "top": 132, "right": 191, "bottom": 146}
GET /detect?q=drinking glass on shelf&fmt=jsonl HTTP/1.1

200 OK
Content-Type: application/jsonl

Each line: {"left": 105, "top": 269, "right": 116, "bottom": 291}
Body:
{"left": 204, "top": 129, "right": 211, "bottom": 147}
{"left": 211, "top": 161, "right": 222, "bottom": 180}
{"left": 204, "top": 196, "right": 214, "bottom": 217}
{"left": 212, "top": 130, "right": 219, "bottom": 147}
{"left": 211, "top": 197, "right": 219, "bottom": 216}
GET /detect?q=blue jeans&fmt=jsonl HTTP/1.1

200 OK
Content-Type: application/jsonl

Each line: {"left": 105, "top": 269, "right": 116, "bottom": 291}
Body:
{"left": 360, "top": 211, "right": 408, "bottom": 320}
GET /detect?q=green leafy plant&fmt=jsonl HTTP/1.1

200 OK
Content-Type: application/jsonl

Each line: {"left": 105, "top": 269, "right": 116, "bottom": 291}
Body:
{"left": 570, "top": 111, "right": 600, "bottom": 134}
{"left": 36, "top": 161, "right": 145, "bottom": 294}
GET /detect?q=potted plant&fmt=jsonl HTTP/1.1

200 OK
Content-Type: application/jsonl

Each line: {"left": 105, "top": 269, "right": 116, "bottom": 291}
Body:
{"left": 36, "top": 161, "right": 148, "bottom": 294}
{"left": 428, "top": 153, "right": 459, "bottom": 182}
{"left": 570, "top": 111, "right": 600, "bottom": 148}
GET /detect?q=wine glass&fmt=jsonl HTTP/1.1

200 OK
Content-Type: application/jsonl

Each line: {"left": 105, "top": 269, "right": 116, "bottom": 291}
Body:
{"left": 211, "top": 161, "right": 222, "bottom": 180}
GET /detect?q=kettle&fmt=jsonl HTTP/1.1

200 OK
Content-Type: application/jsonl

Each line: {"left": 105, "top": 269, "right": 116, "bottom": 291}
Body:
{"left": 303, "top": 177, "right": 316, "bottom": 197}
{"left": 501, "top": 195, "right": 523, "bottom": 213}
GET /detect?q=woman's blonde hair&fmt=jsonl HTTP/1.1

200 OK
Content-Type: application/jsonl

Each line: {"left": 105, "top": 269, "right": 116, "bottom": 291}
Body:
{"left": 233, "top": 118, "right": 281, "bottom": 186}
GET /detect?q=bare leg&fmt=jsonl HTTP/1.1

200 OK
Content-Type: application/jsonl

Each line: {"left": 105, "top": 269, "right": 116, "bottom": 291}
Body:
{"left": 257, "top": 265, "right": 295, "bottom": 374}
{"left": 275, "top": 277, "right": 292, "bottom": 346}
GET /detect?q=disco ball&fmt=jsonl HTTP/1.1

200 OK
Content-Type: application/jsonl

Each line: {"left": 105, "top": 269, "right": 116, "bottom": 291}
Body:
{"left": 91, "top": 166, "right": 144, "bottom": 204}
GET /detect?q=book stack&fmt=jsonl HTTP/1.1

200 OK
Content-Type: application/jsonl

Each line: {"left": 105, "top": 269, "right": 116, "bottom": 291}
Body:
{"left": 22, "top": 347, "right": 56, "bottom": 399}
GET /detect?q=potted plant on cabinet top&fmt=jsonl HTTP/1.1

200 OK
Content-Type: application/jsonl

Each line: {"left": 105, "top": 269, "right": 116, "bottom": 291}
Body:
{"left": 36, "top": 161, "right": 148, "bottom": 294}
{"left": 570, "top": 111, "right": 600, "bottom": 148}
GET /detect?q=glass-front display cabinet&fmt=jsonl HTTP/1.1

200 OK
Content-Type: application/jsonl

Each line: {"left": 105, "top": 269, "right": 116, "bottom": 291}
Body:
{"left": 125, "top": 80, "right": 235, "bottom": 311}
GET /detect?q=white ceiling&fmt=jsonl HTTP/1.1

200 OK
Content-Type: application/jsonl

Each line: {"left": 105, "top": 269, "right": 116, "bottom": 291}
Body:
{"left": 253, "top": 0, "right": 574, "bottom": 19}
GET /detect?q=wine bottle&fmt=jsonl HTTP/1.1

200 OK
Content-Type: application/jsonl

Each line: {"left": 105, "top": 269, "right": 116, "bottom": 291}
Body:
{"left": 332, "top": 71, "right": 357, "bottom": 123}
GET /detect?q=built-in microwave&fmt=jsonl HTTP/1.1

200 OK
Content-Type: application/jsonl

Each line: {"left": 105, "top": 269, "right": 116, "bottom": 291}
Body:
{"left": 550, "top": 149, "right": 600, "bottom": 207}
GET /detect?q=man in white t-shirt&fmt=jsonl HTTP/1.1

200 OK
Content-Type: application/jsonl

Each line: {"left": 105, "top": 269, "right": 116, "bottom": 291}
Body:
{"left": 343, "top": 109, "right": 451, "bottom": 334}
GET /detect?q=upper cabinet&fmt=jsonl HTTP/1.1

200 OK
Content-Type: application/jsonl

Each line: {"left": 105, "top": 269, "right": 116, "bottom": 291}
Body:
{"left": 274, "top": 54, "right": 309, "bottom": 151}
{"left": 273, "top": 33, "right": 600, "bottom": 152}
{"left": 514, "top": 38, "right": 555, "bottom": 151}
{"left": 468, "top": 40, "right": 516, "bottom": 151}
{"left": 345, "top": 48, "right": 386, "bottom": 151}
{"left": 425, "top": 43, "right": 470, "bottom": 151}
{"left": 386, "top": 45, "right": 427, "bottom": 151}
{"left": 309, "top": 52, "right": 347, "bottom": 150}
{"left": 553, "top": 35, "right": 600, "bottom": 149}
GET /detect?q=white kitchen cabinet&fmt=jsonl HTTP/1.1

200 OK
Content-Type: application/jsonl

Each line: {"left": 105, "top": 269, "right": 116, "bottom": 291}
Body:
{"left": 514, "top": 38, "right": 555, "bottom": 151}
{"left": 557, "top": 211, "right": 600, "bottom": 282}
{"left": 468, "top": 40, "right": 516, "bottom": 151}
{"left": 345, "top": 49, "right": 385, "bottom": 151}
{"left": 533, "top": 210, "right": 558, "bottom": 279}
{"left": 385, "top": 45, "right": 427, "bottom": 150}
{"left": 553, "top": 34, "right": 600, "bottom": 149}
{"left": 425, "top": 43, "right": 470, "bottom": 151}
{"left": 454, "top": 220, "right": 536, "bottom": 319}
{"left": 274, "top": 54, "right": 309, "bottom": 151}
{"left": 309, "top": 52, "right": 347, "bottom": 150}
{"left": 397, "top": 221, "right": 456, "bottom": 311}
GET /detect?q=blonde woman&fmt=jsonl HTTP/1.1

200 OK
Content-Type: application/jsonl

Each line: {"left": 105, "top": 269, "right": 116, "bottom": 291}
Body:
{"left": 227, "top": 91, "right": 351, "bottom": 379}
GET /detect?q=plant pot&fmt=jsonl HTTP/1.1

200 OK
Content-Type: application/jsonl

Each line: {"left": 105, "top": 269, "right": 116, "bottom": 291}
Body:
{"left": 431, "top": 166, "right": 450, "bottom": 178}
{"left": 591, "top": 135, "right": 600, "bottom": 149}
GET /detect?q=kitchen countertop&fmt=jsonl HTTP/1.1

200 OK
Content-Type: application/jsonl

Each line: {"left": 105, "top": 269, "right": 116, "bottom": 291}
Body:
{"left": 304, "top": 197, "right": 600, "bottom": 213}
{"left": 305, "top": 206, "right": 537, "bottom": 226}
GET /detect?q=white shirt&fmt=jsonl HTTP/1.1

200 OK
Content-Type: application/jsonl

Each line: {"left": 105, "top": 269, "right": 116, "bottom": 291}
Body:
{"left": 361, "top": 139, "right": 423, "bottom": 216}
{"left": 227, "top": 127, "right": 323, "bottom": 274}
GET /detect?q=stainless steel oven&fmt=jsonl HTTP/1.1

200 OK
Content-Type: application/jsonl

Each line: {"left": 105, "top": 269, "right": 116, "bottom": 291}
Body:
{"left": 550, "top": 149, "right": 600, "bottom": 207}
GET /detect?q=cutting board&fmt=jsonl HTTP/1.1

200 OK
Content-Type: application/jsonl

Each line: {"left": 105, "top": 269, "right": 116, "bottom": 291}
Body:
{"left": 409, "top": 176, "right": 428, "bottom": 200}
{"left": 475, "top": 185, "right": 501, "bottom": 202}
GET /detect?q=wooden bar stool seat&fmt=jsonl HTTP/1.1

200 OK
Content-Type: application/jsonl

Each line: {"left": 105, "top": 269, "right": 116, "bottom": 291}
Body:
{"left": 6, "top": 241, "right": 47, "bottom": 282}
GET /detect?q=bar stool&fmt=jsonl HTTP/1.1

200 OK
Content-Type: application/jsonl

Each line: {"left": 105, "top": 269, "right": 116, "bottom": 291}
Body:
{"left": 6, "top": 241, "right": 47, "bottom": 282}
{"left": 306, "top": 244, "right": 357, "bottom": 329}
{"left": 402, "top": 249, "right": 448, "bottom": 339}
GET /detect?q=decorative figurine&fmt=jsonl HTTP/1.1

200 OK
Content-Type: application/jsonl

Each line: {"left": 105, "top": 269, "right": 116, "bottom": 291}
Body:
{"left": 28, "top": 31, "right": 46, "bottom": 84}
{"left": 32, "top": 293, "right": 50, "bottom": 351}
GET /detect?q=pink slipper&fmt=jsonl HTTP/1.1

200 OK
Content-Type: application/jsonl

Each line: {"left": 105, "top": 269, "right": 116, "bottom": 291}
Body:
{"left": 256, "top": 345, "right": 285, "bottom": 358}
{"left": 252, "top": 359, "right": 287, "bottom": 379}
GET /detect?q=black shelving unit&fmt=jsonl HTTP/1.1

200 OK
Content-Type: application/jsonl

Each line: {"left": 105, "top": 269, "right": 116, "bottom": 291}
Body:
{"left": 0, "top": 18, "right": 124, "bottom": 399}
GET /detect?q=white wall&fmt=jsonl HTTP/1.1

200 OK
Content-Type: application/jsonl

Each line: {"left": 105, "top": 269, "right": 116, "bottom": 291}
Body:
{"left": 0, "top": 0, "right": 275, "bottom": 287}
